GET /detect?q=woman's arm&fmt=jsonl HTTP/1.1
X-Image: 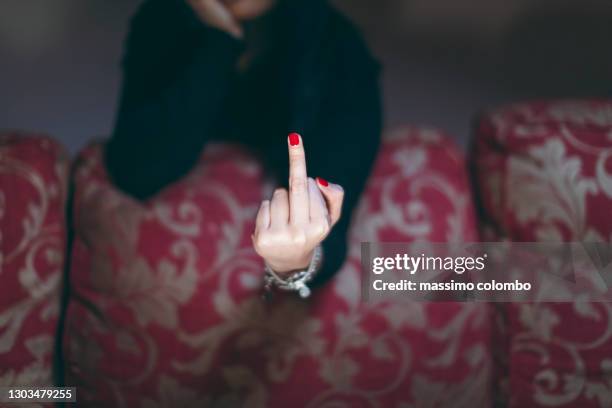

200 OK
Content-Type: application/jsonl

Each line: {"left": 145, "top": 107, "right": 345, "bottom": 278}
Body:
{"left": 309, "top": 75, "right": 382, "bottom": 286}
{"left": 105, "top": 0, "right": 243, "bottom": 200}
{"left": 253, "top": 10, "right": 382, "bottom": 286}
{"left": 253, "top": 68, "right": 380, "bottom": 289}
{"left": 306, "top": 19, "right": 383, "bottom": 286}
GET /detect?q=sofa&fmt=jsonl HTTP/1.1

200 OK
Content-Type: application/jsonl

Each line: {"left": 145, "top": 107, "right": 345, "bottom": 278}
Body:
{"left": 1, "top": 99, "right": 611, "bottom": 407}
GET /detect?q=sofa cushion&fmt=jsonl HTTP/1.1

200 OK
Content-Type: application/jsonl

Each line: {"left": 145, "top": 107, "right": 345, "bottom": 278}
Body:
{"left": 472, "top": 99, "right": 612, "bottom": 408}
{"left": 63, "top": 128, "right": 490, "bottom": 407}
{"left": 0, "top": 132, "right": 69, "bottom": 388}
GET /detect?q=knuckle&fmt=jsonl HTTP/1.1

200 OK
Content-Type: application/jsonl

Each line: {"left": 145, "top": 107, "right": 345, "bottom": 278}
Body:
{"left": 314, "top": 220, "right": 330, "bottom": 237}
{"left": 289, "top": 230, "right": 308, "bottom": 246}
{"left": 253, "top": 239, "right": 264, "bottom": 255}
{"left": 290, "top": 177, "right": 307, "bottom": 192}
{"left": 273, "top": 188, "right": 286, "bottom": 196}
{"left": 253, "top": 232, "right": 270, "bottom": 249}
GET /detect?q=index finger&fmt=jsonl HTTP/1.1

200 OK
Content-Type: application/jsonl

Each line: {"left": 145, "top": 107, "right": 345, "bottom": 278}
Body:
{"left": 287, "top": 132, "right": 309, "bottom": 224}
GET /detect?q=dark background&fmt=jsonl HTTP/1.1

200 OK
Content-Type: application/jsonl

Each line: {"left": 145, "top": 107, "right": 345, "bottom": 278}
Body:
{"left": 1, "top": 0, "right": 611, "bottom": 154}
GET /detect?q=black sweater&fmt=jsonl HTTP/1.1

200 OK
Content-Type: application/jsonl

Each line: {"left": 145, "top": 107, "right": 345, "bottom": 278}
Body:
{"left": 104, "top": 0, "right": 382, "bottom": 285}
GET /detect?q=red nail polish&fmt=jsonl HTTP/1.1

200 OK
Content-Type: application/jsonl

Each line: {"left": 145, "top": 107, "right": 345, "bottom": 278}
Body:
{"left": 288, "top": 132, "right": 300, "bottom": 146}
{"left": 316, "top": 177, "right": 329, "bottom": 187}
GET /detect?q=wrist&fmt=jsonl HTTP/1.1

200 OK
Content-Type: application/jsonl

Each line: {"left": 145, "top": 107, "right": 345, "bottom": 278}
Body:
{"left": 263, "top": 246, "right": 324, "bottom": 299}
{"left": 265, "top": 251, "right": 314, "bottom": 275}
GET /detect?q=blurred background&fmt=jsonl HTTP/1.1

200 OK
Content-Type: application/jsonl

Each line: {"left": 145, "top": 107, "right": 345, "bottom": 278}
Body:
{"left": 1, "top": 0, "right": 611, "bottom": 154}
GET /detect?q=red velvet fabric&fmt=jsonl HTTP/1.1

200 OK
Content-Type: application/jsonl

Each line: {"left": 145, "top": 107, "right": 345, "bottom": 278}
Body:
{"left": 63, "top": 128, "right": 491, "bottom": 407}
{"left": 473, "top": 100, "right": 612, "bottom": 408}
{"left": 0, "top": 132, "right": 68, "bottom": 389}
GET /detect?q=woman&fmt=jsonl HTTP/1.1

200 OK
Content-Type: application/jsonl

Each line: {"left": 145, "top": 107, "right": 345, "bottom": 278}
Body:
{"left": 105, "top": 0, "right": 381, "bottom": 289}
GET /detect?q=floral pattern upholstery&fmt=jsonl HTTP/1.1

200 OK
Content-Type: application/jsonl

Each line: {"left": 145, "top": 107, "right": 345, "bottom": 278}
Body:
{"left": 63, "top": 128, "right": 491, "bottom": 407}
{"left": 472, "top": 100, "right": 612, "bottom": 407}
{"left": 0, "top": 132, "right": 68, "bottom": 392}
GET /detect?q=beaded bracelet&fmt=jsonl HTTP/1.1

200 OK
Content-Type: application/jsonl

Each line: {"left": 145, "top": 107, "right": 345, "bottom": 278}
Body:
{"left": 263, "top": 245, "right": 323, "bottom": 298}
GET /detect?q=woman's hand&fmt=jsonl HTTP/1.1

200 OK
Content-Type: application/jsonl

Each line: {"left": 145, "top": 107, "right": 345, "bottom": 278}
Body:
{"left": 253, "top": 133, "right": 345, "bottom": 275}
{"left": 186, "top": 0, "right": 243, "bottom": 39}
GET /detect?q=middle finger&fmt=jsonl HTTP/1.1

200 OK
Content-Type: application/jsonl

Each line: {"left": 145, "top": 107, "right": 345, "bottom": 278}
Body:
{"left": 287, "top": 133, "right": 309, "bottom": 225}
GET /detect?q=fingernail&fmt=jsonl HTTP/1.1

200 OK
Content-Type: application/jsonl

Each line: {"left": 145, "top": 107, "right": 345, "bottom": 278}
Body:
{"left": 316, "top": 177, "right": 329, "bottom": 187}
{"left": 288, "top": 132, "right": 300, "bottom": 146}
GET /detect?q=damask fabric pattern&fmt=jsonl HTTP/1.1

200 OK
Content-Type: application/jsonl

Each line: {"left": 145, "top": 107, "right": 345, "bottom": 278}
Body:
{"left": 63, "top": 129, "right": 491, "bottom": 407}
{"left": 473, "top": 100, "right": 612, "bottom": 407}
{"left": 0, "top": 133, "right": 69, "bottom": 392}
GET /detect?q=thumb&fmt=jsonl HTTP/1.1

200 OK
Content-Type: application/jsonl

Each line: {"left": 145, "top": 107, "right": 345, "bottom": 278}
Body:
{"left": 316, "top": 177, "right": 344, "bottom": 227}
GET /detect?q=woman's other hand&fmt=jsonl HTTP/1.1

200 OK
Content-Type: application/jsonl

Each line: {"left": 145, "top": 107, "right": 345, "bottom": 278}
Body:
{"left": 252, "top": 133, "right": 345, "bottom": 275}
{"left": 186, "top": 0, "right": 243, "bottom": 39}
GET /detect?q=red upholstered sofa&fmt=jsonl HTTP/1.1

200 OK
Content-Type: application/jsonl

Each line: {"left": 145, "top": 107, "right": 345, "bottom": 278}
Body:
{"left": 1, "top": 99, "right": 611, "bottom": 407}
{"left": 471, "top": 100, "right": 612, "bottom": 408}
{"left": 0, "top": 133, "right": 68, "bottom": 391}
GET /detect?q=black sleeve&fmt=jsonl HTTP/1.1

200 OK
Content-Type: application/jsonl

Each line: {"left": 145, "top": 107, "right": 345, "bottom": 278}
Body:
{"left": 104, "top": 0, "right": 243, "bottom": 200}
{"left": 307, "top": 20, "right": 382, "bottom": 286}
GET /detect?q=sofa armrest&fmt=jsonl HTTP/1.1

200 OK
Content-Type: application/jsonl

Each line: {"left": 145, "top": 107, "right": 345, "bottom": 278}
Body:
{"left": 0, "top": 131, "right": 69, "bottom": 387}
